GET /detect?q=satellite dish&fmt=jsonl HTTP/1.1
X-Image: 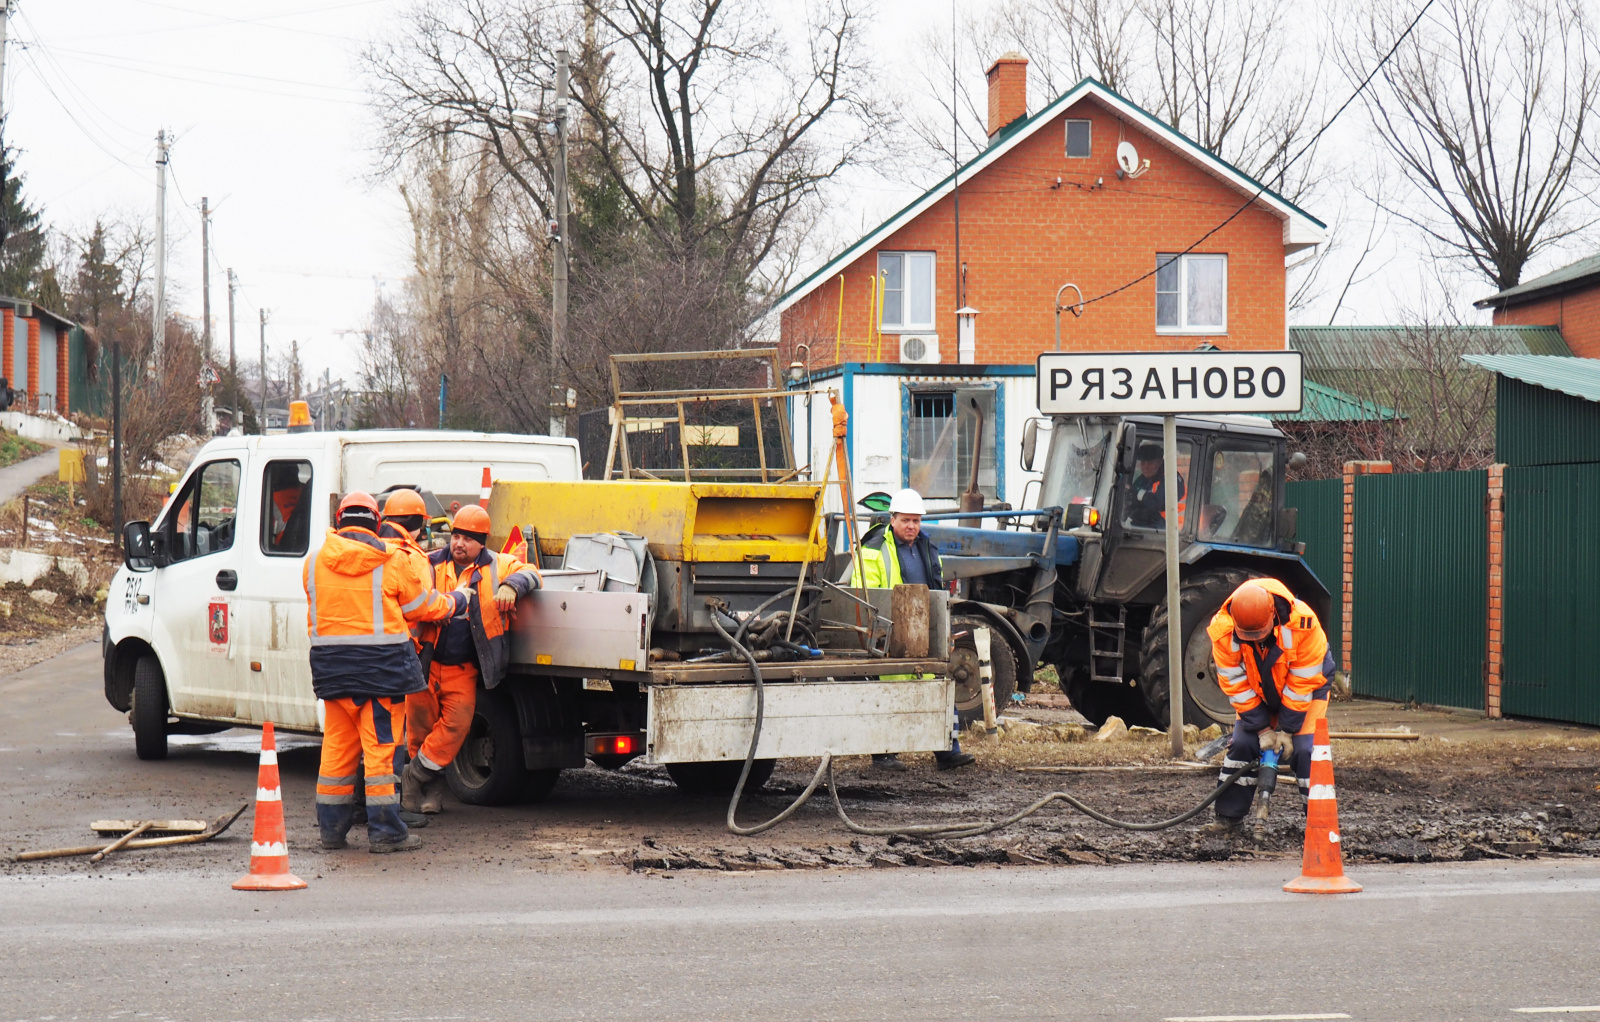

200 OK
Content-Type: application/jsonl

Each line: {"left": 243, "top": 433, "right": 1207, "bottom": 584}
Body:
{"left": 1116, "top": 141, "right": 1141, "bottom": 176}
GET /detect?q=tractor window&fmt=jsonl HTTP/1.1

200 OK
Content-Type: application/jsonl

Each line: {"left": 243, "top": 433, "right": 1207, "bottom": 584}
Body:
{"left": 1120, "top": 436, "right": 1191, "bottom": 532}
{"left": 1200, "top": 443, "right": 1277, "bottom": 547}
{"left": 1039, "top": 418, "right": 1112, "bottom": 517}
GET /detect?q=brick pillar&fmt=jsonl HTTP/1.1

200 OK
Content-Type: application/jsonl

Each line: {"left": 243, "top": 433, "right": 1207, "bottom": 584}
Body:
{"left": 56, "top": 327, "right": 70, "bottom": 417}
{"left": 1342, "top": 460, "right": 1394, "bottom": 676}
{"left": 1486, "top": 463, "right": 1505, "bottom": 719}
{"left": 1, "top": 308, "right": 12, "bottom": 386}
{"left": 25, "top": 316, "right": 39, "bottom": 410}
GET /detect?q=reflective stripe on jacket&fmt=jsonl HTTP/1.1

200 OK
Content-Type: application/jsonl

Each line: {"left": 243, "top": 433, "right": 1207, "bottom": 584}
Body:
{"left": 302, "top": 527, "right": 460, "bottom": 701}
{"left": 1207, "top": 577, "right": 1333, "bottom": 734}
{"left": 422, "top": 548, "right": 541, "bottom": 689}
{"left": 848, "top": 527, "right": 944, "bottom": 591}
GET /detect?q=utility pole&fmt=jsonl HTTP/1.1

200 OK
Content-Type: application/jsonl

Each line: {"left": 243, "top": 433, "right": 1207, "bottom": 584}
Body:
{"left": 258, "top": 309, "right": 268, "bottom": 434}
{"left": 152, "top": 130, "right": 169, "bottom": 376}
{"left": 200, "top": 196, "right": 213, "bottom": 433}
{"left": 227, "top": 269, "right": 237, "bottom": 432}
{"left": 0, "top": 2, "right": 12, "bottom": 128}
{"left": 322, "top": 367, "right": 330, "bottom": 429}
{"left": 550, "top": 47, "right": 570, "bottom": 438}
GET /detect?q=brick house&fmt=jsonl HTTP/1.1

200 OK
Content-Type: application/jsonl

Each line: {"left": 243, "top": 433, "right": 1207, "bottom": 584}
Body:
{"left": 0, "top": 297, "right": 86, "bottom": 418}
{"left": 777, "top": 58, "right": 1324, "bottom": 510}
{"left": 1474, "top": 253, "right": 1600, "bottom": 358}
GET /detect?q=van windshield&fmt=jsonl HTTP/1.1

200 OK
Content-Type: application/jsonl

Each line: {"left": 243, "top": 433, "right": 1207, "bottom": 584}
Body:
{"left": 1039, "top": 418, "right": 1112, "bottom": 514}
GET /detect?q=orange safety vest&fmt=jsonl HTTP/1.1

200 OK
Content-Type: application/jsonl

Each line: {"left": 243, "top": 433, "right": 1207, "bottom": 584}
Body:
{"left": 420, "top": 549, "right": 541, "bottom": 688}
{"left": 1207, "top": 577, "right": 1329, "bottom": 719}
{"left": 378, "top": 521, "right": 436, "bottom": 652}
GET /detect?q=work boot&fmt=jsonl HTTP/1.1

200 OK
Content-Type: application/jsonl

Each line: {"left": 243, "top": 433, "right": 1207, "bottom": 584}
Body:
{"left": 935, "top": 750, "right": 976, "bottom": 770}
{"left": 872, "top": 753, "right": 908, "bottom": 772}
{"left": 316, "top": 803, "right": 353, "bottom": 850}
{"left": 398, "top": 809, "right": 429, "bottom": 828}
{"left": 1200, "top": 815, "right": 1245, "bottom": 837}
{"left": 421, "top": 770, "right": 449, "bottom": 814}
{"left": 400, "top": 757, "right": 433, "bottom": 815}
{"left": 368, "top": 833, "right": 423, "bottom": 854}
{"left": 320, "top": 833, "right": 349, "bottom": 850}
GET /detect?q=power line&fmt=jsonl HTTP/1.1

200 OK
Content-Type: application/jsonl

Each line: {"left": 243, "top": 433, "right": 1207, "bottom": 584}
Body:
{"left": 55, "top": 0, "right": 390, "bottom": 44}
{"left": 40, "top": 46, "right": 370, "bottom": 105}
{"left": 11, "top": 46, "right": 147, "bottom": 169}
{"left": 1075, "top": 0, "right": 1440, "bottom": 312}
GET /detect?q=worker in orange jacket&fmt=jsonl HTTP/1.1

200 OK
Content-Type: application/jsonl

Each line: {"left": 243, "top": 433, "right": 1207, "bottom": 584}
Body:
{"left": 306, "top": 491, "right": 465, "bottom": 853}
{"left": 1203, "top": 577, "right": 1337, "bottom": 836}
{"left": 377, "top": 489, "right": 435, "bottom": 608}
{"left": 401, "top": 504, "right": 541, "bottom": 816}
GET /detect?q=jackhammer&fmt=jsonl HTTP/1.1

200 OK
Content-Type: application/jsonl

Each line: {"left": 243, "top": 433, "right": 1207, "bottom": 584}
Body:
{"left": 1252, "top": 747, "right": 1281, "bottom": 834}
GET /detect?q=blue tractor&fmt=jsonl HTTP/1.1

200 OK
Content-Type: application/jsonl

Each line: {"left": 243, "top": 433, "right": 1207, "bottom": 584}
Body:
{"left": 913, "top": 412, "right": 1328, "bottom": 729}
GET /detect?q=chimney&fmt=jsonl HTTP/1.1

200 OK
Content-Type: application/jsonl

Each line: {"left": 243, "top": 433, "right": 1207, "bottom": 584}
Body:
{"left": 986, "top": 52, "right": 1029, "bottom": 140}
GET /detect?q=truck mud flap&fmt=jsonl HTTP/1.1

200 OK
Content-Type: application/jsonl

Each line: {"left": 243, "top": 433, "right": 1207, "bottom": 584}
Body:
{"left": 504, "top": 677, "right": 586, "bottom": 771}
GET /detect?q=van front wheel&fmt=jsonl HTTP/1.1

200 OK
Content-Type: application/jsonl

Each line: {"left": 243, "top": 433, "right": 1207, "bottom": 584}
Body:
{"left": 131, "top": 654, "right": 169, "bottom": 761}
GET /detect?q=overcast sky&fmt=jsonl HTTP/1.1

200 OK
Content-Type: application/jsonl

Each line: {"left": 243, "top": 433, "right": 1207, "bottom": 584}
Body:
{"left": 5, "top": 0, "right": 1542, "bottom": 393}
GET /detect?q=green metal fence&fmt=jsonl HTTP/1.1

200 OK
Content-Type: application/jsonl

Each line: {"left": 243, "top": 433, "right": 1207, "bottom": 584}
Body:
{"left": 1285, "top": 478, "right": 1344, "bottom": 666}
{"left": 1352, "top": 470, "right": 1486, "bottom": 709}
{"left": 1502, "top": 464, "right": 1600, "bottom": 725}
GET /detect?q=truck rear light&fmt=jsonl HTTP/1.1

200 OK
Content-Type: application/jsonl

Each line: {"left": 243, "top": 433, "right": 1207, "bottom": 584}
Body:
{"left": 586, "top": 733, "right": 643, "bottom": 757}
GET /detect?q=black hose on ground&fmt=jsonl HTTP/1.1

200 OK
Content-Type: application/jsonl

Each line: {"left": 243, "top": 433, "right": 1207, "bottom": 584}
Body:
{"left": 709, "top": 597, "right": 1252, "bottom": 841}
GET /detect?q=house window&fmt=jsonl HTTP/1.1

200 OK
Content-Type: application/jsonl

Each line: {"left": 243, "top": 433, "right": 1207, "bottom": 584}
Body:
{"left": 1155, "top": 253, "right": 1227, "bottom": 333}
{"left": 907, "top": 388, "right": 996, "bottom": 500}
{"left": 1065, "top": 119, "right": 1091, "bottom": 158}
{"left": 878, "top": 252, "right": 935, "bottom": 332}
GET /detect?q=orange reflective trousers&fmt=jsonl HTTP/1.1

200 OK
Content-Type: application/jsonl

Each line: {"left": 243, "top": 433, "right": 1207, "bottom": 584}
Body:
{"left": 407, "top": 662, "right": 478, "bottom": 772}
{"left": 316, "top": 696, "right": 409, "bottom": 844}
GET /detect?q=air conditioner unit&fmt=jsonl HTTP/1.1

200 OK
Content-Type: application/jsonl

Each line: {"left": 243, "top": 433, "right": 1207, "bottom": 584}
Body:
{"left": 898, "top": 334, "right": 940, "bottom": 364}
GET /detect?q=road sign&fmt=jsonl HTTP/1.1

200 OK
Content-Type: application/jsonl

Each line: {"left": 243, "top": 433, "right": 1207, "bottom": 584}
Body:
{"left": 1036, "top": 351, "right": 1303, "bottom": 416}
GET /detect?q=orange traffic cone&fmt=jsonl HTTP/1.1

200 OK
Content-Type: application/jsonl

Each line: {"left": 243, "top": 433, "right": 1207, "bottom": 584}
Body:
{"left": 478, "top": 466, "right": 492, "bottom": 508}
{"left": 233, "top": 721, "right": 307, "bottom": 892}
{"left": 1284, "top": 717, "right": 1361, "bottom": 894}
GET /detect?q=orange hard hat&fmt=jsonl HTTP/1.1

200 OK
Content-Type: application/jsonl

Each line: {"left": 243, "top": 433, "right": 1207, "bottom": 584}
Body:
{"left": 452, "top": 504, "right": 491, "bottom": 535}
{"left": 337, "top": 490, "right": 380, "bottom": 517}
{"left": 1229, "top": 582, "right": 1276, "bottom": 641}
{"left": 382, "top": 488, "right": 427, "bottom": 517}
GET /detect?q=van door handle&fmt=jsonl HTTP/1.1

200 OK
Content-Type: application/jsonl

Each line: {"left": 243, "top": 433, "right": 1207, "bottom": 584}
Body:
{"left": 216, "top": 570, "right": 238, "bottom": 591}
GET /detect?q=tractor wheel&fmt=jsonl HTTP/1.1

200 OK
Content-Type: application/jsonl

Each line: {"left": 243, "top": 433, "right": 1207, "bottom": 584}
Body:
{"left": 1138, "top": 568, "right": 1264, "bottom": 729}
{"left": 952, "top": 617, "right": 1018, "bottom": 727}
{"left": 1058, "top": 665, "right": 1155, "bottom": 729}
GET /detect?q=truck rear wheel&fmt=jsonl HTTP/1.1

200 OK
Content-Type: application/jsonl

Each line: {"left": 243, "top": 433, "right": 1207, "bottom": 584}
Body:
{"left": 131, "top": 654, "right": 168, "bottom": 761}
{"left": 447, "top": 686, "right": 529, "bottom": 806}
{"left": 666, "top": 758, "right": 776, "bottom": 795}
{"left": 952, "top": 617, "right": 1017, "bottom": 727}
{"left": 1139, "top": 568, "right": 1263, "bottom": 729}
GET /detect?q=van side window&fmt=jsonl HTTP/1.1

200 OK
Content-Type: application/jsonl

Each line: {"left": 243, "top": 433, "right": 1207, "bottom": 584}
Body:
{"left": 165, "top": 460, "right": 241, "bottom": 561}
{"left": 262, "top": 460, "right": 314, "bottom": 556}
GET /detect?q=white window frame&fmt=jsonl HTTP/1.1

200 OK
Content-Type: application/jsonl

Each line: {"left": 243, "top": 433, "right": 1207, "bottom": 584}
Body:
{"left": 878, "top": 251, "right": 936, "bottom": 332}
{"left": 1155, "top": 252, "right": 1228, "bottom": 334}
{"left": 1065, "top": 119, "right": 1092, "bottom": 158}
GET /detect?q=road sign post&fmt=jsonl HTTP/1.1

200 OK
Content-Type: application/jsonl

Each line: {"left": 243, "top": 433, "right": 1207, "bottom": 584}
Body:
{"left": 1036, "top": 351, "right": 1304, "bottom": 757}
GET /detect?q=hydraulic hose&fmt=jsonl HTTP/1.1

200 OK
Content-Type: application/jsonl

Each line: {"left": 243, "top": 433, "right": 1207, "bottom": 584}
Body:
{"left": 710, "top": 598, "right": 1252, "bottom": 840}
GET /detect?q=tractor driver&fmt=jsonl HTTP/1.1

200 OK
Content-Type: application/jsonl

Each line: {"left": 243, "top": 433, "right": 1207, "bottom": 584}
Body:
{"left": 1124, "top": 442, "right": 1184, "bottom": 529}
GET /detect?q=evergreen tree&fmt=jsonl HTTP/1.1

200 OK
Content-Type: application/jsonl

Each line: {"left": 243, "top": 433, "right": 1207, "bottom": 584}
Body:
{"left": 71, "top": 222, "right": 124, "bottom": 328}
{"left": 0, "top": 142, "right": 46, "bottom": 298}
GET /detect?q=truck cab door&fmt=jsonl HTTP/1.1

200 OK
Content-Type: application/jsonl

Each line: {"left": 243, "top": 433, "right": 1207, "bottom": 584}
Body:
{"left": 232, "top": 454, "right": 323, "bottom": 731}
{"left": 148, "top": 456, "right": 249, "bottom": 720}
{"left": 1094, "top": 428, "right": 1196, "bottom": 602}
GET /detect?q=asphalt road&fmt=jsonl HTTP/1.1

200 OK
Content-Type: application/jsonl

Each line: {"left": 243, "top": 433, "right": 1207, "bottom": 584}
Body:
{"left": 3, "top": 857, "right": 1599, "bottom": 1021}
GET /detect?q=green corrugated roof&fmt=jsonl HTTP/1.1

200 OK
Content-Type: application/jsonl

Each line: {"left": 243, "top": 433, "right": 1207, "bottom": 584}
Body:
{"left": 1272, "top": 380, "right": 1400, "bottom": 422}
{"left": 1461, "top": 354, "right": 1600, "bottom": 403}
{"left": 1289, "top": 325, "right": 1572, "bottom": 372}
{"left": 1473, "top": 252, "right": 1600, "bottom": 309}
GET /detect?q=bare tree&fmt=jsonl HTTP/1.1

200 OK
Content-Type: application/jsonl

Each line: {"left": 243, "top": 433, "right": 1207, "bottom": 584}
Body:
{"left": 1348, "top": 0, "right": 1600, "bottom": 290}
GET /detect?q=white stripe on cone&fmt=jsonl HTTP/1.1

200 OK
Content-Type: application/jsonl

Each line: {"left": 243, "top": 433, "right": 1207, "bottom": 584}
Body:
{"left": 256, "top": 787, "right": 282, "bottom": 802}
{"left": 251, "top": 841, "right": 288, "bottom": 857}
{"left": 260, "top": 750, "right": 278, "bottom": 765}
{"left": 1311, "top": 747, "right": 1331, "bottom": 761}
{"left": 1308, "top": 784, "right": 1336, "bottom": 800}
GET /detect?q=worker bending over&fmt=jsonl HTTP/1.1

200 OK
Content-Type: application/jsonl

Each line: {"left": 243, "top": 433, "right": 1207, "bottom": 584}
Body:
{"left": 852, "top": 487, "right": 974, "bottom": 771}
{"left": 1204, "top": 578, "right": 1337, "bottom": 836}
{"left": 402, "top": 505, "right": 541, "bottom": 816}
{"left": 306, "top": 492, "right": 464, "bottom": 853}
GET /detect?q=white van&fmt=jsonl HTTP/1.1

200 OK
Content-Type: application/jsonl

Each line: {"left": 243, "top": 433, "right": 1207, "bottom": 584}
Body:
{"left": 103, "top": 430, "right": 581, "bottom": 758}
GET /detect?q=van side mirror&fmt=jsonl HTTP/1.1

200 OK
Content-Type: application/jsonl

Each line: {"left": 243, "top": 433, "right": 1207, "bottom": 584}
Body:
{"left": 1020, "top": 418, "right": 1039, "bottom": 472}
{"left": 123, "top": 521, "right": 155, "bottom": 571}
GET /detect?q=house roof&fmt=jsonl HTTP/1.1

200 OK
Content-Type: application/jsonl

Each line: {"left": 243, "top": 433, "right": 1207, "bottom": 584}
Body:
{"left": 773, "top": 78, "right": 1327, "bottom": 318}
{"left": 1288, "top": 325, "right": 1572, "bottom": 373}
{"left": 1461, "top": 354, "right": 1600, "bottom": 404}
{"left": 1273, "top": 380, "right": 1399, "bottom": 422}
{"left": 0, "top": 295, "right": 80, "bottom": 333}
{"left": 1473, "top": 253, "right": 1600, "bottom": 310}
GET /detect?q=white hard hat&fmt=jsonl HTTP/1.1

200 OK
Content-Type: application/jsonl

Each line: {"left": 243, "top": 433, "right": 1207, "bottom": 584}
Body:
{"left": 888, "top": 488, "right": 927, "bottom": 515}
